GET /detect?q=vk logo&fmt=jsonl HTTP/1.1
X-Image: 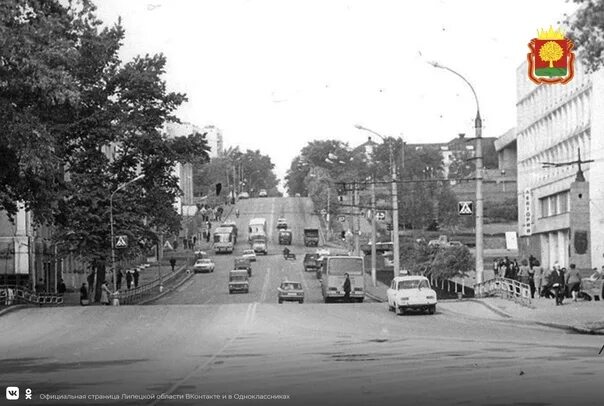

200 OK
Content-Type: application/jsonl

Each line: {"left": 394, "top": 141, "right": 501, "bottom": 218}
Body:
{"left": 6, "top": 386, "right": 19, "bottom": 400}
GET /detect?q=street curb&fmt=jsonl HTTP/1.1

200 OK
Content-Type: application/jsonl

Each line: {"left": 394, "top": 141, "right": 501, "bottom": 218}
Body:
{"left": 0, "top": 304, "right": 29, "bottom": 317}
{"left": 139, "top": 269, "right": 195, "bottom": 305}
{"left": 365, "top": 291, "right": 385, "bottom": 303}
{"left": 466, "top": 299, "right": 513, "bottom": 318}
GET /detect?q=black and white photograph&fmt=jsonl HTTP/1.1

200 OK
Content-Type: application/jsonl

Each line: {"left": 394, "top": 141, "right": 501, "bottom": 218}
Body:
{"left": 1, "top": 0, "right": 604, "bottom": 405}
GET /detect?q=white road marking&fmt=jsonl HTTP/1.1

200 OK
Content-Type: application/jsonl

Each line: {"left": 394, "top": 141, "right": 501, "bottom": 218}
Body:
{"left": 260, "top": 266, "right": 271, "bottom": 303}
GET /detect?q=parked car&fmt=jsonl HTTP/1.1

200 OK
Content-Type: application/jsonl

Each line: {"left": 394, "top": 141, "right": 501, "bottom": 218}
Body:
{"left": 386, "top": 276, "right": 437, "bottom": 315}
{"left": 193, "top": 258, "right": 215, "bottom": 273}
{"left": 259, "top": 189, "right": 268, "bottom": 197}
{"left": 242, "top": 249, "right": 257, "bottom": 262}
{"left": 277, "top": 280, "right": 304, "bottom": 304}
{"left": 276, "top": 218, "right": 288, "bottom": 229}
{"left": 229, "top": 270, "right": 249, "bottom": 294}
{"left": 238, "top": 192, "right": 250, "bottom": 200}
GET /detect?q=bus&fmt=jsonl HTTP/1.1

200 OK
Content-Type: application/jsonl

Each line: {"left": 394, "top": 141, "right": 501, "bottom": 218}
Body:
{"left": 248, "top": 218, "right": 267, "bottom": 242}
{"left": 213, "top": 226, "right": 235, "bottom": 254}
{"left": 321, "top": 256, "right": 365, "bottom": 303}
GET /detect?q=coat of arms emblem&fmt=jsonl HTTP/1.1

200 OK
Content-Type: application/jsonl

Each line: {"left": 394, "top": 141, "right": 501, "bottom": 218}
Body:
{"left": 527, "top": 26, "right": 575, "bottom": 85}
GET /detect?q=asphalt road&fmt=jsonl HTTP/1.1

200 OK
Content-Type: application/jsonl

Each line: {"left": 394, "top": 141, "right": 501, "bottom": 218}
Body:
{"left": 153, "top": 196, "right": 341, "bottom": 306}
{"left": 1, "top": 198, "right": 603, "bottom": 406}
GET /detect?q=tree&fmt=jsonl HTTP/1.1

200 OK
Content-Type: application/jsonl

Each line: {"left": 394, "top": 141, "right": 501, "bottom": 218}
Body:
{"left": 0, "top": 0, "right": 85, "bottom": 221}
{"left": 567, "top": 0, "right": 604, "bottom": 73}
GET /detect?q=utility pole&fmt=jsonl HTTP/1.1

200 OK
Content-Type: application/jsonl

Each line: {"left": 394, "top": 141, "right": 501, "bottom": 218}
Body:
{"left": 355, "top": 184, "right": 361, "bottom": 256}
{"left": 371, "top": 175, "right": 377, "bottom": 287}
{"left": 391, "top": 142, "right": 400, "bottom": 279}
{"left": 475, "top": 112, "right": 484, "bottom": 285}
{"left": 327, "top": 187, "right": 331, "bottom": 238}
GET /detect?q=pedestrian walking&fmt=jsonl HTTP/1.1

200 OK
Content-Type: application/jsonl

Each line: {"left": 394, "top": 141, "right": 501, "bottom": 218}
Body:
{"left": 133, "top": 269, "right": 140, "bottom": 288}
{"left": 79, "top": 283, "right": 89, "bottom": 306}
{"left": 343, "top": 273, "right": 351, "bottom": 303}
{"left": 170, "top": 258, "right": 176, "bottom": 272}
{"left": 126, "top": 270, "right": 133, "bottom": 290}
{"left": 550, "top": 263, "right": 565, "bottom": 305}
{"left": 565, "top": 263, "right": 581, "bottom": 302}
{"left": 116, "top": 269, "right": 123, "bottom": 291}
{"left": 57, "top": 279, "right": 67, "bottom": 295}
{"left": 100, "top": 281, "right": 112, "bottom": 305}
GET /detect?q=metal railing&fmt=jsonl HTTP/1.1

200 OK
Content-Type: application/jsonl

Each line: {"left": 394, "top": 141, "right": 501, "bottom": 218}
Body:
{"left": 118, "top": 259, "right": 193, "bottom": 305}
{"left": 429, "top": 276, "right": 475, "bottom": 298}
{"left": 0, "top": 285, "right": 64, "bottom": 306}
{"left": 474, "top": 277, "right": 532, "bottom": 306}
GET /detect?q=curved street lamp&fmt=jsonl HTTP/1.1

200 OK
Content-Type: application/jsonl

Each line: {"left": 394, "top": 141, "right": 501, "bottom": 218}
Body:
{"left": 354, "top": 125, "right": 401, "bottom": 285}
{"left": 428, "top": 61, "right": 484, "bottom": 285}
{"left": 109, "top": 173, "right": 144, "bottom": 306}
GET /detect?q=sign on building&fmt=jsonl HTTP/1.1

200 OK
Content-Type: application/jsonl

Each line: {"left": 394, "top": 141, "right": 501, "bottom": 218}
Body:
{"left": 505, "top": 231, "right": 518, "bottom": 250}
{"left": 376, "top": 211, "right": 386, "bottom": 221}
{"left": 523, "top": 188, "right": 532, "bottom": 235}
{"left": 458, "top": 201, "right": 473, "bottom": 215}
{"left": 338, "top": 215, "right": 346, "bottom": 223}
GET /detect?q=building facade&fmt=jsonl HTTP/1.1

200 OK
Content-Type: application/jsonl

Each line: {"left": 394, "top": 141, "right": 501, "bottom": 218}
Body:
{"left": 516, "top": 60, "right": 604, "bottom": 270}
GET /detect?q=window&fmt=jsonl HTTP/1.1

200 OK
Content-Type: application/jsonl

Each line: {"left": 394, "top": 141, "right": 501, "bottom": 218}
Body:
{"left": 539, "top": 190, "right": 570, "bottom": 218}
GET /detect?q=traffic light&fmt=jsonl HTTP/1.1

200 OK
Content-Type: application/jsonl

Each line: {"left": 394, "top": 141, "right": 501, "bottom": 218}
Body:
{"left": 215, "top": 183, "right": 222, "bottom": 196}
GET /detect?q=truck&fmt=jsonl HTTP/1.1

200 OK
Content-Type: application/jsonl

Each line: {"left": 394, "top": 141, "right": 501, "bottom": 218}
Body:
{"left": 303, "top": 228, "right": 319, "bottom": 247}
{"left": 213, "top": 226, "right": 234, "bottom": 254}
{"left": 278, "top": 229, "right": 292, "bottom": 245}
{"left": 250, "top": 234, "right": 268, "bottom": 255}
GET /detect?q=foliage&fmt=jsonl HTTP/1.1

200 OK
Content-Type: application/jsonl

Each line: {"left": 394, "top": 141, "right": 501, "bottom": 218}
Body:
{"left": 399, "top": 240, "right": 474, "bottom": 280}
{"left": 194, "top": 148, "right": 279, "bottom": 198}
{"left": 567, "top": 0, "right": 604, "bottom": 73}
{"left": 0, "top": 1, "right": 210, "bottom": 267}
{"left": 484, "top": 197, "right": 518, "bottom": 222}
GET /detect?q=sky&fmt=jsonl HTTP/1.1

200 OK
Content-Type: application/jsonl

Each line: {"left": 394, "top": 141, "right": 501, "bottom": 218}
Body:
{"left": 94, "top": 0, "right": 579, "bottom": 191}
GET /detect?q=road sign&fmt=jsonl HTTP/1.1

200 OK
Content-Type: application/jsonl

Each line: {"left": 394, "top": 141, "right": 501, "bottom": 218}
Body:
{"left": 115, "top": 235, "right": 128, "bottom": 249}
{"left": 338, "top": 215, "right": 346, "bottom": 222}
{"left": 376, "top": 211, "right": 386, "bottom": 221}
{"left": 458, "top": 201, "right": 473, "bottom": 216}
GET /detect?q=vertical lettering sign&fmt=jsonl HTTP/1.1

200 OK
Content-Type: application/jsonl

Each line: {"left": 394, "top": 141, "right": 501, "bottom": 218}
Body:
{"left": 524, "top": 188, "right": 532, "bottom": 235}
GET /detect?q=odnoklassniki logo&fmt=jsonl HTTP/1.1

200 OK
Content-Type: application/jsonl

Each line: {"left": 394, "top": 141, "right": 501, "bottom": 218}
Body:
{"left": 527, "top": 26, "right": 575, "bottom": 85}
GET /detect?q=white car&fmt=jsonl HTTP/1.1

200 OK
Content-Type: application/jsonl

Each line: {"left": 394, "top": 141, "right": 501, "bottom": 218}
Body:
{"left": 387, "top": 276, "right": 437, "bottom": 315}
{"left": 193, "top": 258, "right": 215, "bottom": 273}
{"left": 238, "top": 192, "right": 250, "bottom": 199}
{"left": 259, "top": 189, "right": 268, "bottom": 197}
{"left": 316, "top": 248, "right": 330, "bottom": 257}
{"left": 242, "top": 249, "right": 257, "bottom": 262}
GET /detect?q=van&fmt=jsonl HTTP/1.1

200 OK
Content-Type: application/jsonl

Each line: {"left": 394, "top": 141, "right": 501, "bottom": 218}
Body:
{"left": 228, "top": 270, "right": 249, "bottom": 294}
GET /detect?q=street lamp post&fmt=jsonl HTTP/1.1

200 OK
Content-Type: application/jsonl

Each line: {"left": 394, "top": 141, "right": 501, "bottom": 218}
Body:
{"left": 428, "top": 61, "right": 484, "bottom": 285}
{"left": 110, "top": 174, "right": 144, "bottom": 306}
{"left": 355, "top": 125, "right": 401, "bottom": 281}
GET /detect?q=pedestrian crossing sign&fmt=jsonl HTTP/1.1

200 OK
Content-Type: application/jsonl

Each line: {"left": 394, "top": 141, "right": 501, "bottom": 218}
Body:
{"left": 458, "top": 201, "right": 473, "bottom": 216}
{"left": 115, "top": 235, "right": 128, "bottom": 249}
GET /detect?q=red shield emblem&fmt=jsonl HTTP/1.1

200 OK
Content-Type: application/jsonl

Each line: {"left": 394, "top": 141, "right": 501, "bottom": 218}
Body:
{"left": 527, "top": 27, "right": 575, "bottom": 85}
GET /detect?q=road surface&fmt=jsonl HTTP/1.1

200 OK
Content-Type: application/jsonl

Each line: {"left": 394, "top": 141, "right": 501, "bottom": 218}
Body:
{"left": 1, "top": 198, "right": 603, "bottom": 405}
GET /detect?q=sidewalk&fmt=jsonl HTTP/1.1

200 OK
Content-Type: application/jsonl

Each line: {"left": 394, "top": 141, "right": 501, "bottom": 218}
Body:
{"left": 363, "top": 273, "right": 604, "bottom": 334}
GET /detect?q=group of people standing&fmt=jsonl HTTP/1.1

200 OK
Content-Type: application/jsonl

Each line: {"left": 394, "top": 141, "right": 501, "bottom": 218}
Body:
{"left": 493, "top": 256, "right": 599, "bottom": 305}
{"left": 200, "top": 205, "right": 223, "bottom": 222}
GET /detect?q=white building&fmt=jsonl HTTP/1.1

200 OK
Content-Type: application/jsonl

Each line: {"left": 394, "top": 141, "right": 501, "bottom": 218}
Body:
{"left": 516, "top": 59, "right": 604, "bottom": 270}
